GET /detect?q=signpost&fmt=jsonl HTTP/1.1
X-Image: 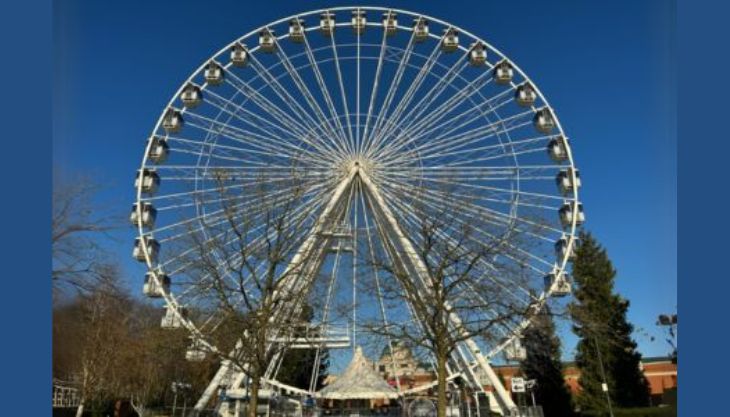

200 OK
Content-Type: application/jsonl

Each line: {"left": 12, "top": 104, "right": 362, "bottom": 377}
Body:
{"left": 511, "top": 378, "right": 526, "bottom": 393}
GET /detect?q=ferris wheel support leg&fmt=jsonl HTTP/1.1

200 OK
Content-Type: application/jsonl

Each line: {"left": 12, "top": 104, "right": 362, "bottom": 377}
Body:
{"left": 193, "top": 169, "right": 359, "bottom": 414}
{"left": 358, "top": 170, "right": 518, "bottom": 416}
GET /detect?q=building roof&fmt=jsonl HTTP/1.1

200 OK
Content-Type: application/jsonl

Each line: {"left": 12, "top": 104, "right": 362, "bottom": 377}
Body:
{"left": 317, "top": 347, "right": 399, "bottom": 400}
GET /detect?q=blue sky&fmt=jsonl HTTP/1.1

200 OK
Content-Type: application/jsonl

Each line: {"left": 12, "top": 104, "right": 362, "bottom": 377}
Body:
{"left": 53, "top": 0, "right": 676, "bottom": 360}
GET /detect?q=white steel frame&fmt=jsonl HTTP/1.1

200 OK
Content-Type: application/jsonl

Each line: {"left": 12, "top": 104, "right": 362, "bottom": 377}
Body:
{"left": 133, "top": 6, "right": 582, "bottom": 417}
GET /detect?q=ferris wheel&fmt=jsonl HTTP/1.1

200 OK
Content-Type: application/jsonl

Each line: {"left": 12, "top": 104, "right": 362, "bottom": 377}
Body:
{"left": 132, "top": 6, "right": 583, "bottom": 416}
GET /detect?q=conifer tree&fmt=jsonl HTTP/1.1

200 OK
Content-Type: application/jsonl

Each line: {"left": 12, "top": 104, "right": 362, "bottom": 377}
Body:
{"left": 570, "top": 231, "right": 650, "bottom": 413}
{"left": 521, "top": 305, "right": 575, "bottom": 417}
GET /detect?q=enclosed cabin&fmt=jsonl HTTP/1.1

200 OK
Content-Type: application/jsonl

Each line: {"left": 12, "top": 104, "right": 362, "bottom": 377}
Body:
{"left": 555, "top": 234, "right": 577, "bottom": 262}
{"left": 204, "top": 61, "right": 224, "bottom": 86}
{"left": 504, "top": 337, "right": 527, "bottom": 361}
{"left": 493, "top": 60, "right": 514, "bottom": 85}
{"left": 469, "top": 42, "right": 487, "bottom": 66}
{"left": 130, "top": 202, "right": 157, "bottom": 229}
{"left": 185, "top": 339, "right": 207, "bottom": 362}
{"left": 351, "top": 9, "right": 366, "bottom": 35}
{"left": 544, "top": 270, "right": 571, "bottom": 297}
{"left": 230, "top": 42, "right": 249, "bottom": 67}
{"left": 515, "top": 82, "right": 537, "bottom": 107}
{"left": 320, "top": 12, "right": 336, "bottom": 36}
{"left": 559, "top": 201, "right": 585, "bottom": 229}
{"left": 533, "top": 107, "right": 556, "bottom": 133}
{"left": 162, "top": 108, "right": 183, "bottom": 133}
{"left": 133, "top": 235, "right": 160, "bottom": 263}
{"left": 413, "top": 17, "right": 429, "bottom": 42}
{"left": 161, "top": 306, "right": 187, "bottom": 329}
{"left": 547, "top": 135, "right": 570, "bottom": 162}
{"left": 143, "top": 270, "right": 170, "bottom": 298}
{"left": 135, "top": 168, "right": 160, "bottom": 194}
{"left": 289, "top": 18, "right": 305, "bottom": 43}
{"left": 556, "top": 167, "right": 581, "bottom": 195}
{"left": 180, "top": 83, "right": 202, "bottom": 108}
{"left": 382, "top": 11, "right": 398, "bottom": 36}
{"left": 259, "top": 29, "right": 276, "bottom": 53}
{"left": 441, "top": 28, "right": 459, "bottom": 53}
{"left": 146, "top": 136, "right": 169, "bottom": 164}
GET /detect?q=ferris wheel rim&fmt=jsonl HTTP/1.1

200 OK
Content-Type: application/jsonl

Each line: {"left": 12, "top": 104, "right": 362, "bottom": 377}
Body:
{"left": 133, "top": 5, "right": 581, "bottom": 366}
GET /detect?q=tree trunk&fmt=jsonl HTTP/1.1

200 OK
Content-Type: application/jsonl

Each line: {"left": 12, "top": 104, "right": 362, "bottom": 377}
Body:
{"left": 75, "top": 402, "right": 84, "bottom": 417}
{"left": 436, "top": 353, "right": 448, "bottom": 417}
{"left": 248, "top": 378, "right": 260, "bottom": 417}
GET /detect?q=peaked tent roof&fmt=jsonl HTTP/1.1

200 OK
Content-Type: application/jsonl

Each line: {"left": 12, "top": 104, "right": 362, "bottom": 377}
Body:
{"left": 317, "top": 346, "right": 400, "bottom": 400}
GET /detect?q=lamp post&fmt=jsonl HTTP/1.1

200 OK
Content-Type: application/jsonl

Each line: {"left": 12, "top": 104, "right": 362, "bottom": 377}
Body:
{"left": 657, "top": 314, "right": 677, "bottom": 363}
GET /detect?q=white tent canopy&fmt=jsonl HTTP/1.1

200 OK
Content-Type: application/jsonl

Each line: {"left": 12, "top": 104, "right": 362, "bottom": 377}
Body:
{"left": 317, "top": 347, "right": 400, "bottom": 400}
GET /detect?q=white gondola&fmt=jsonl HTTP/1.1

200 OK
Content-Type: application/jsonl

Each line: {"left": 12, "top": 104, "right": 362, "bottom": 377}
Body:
{"left": 441, "top": 28, "right": 459, "bottom": 52}
{"left": 504, "top": 338, "right": 527, "bottom": 361}
{"left": 469, "top": 42, "right": 487, "bottom": 66}
{"left": 130, "top": 202, "right": 157, "bottom": 228}
{"left": 135, "top": 168, "right": 160, "bottom": 194}
{"left": 146, "top": 136, "right": 169, "bottom": 164}
{"left": 204, "top": 61, "right": 224, "bottom": 86}
{"left": 493, "top": 60, "right": 514, "bottom": 85}
{"left": 383, "top": 11, "right": 397, "bottom": 36}
{"left": 180, "top": 84, "right": 202, "bottom": 108}
{"left": 544, "top": 270, "right": 571, "bottom": 297}
{"left": 413, "top": 17, "right": 429, "bottom": 42}
{"left": 320, "top": 12, "right": 335, "bottom": 36}
{"left": 161, "top": 306, "right": 187, "bottom": 329}
{"left": 533, "top": 107, "right": 556, "bottom": 133}
{"left": 515, "top": 82, "right": 537, "bottom": 107}
{"left": 162, "top": 108, "right": 183, "bottom": 133}
{"left": 351, "top": 10, "right": 366, "bottom": 35}
{"left": 259, "top": 29, "right": 276, "bottom": 52}
{"left": 133, "top": 235, "right": 160, "bottom": 263}
{"left": 555, "top": 235, "right": 577, "bottom": 262}
{"left": 186, "top": 340, "right": 207, "bottom": 362}
{"left": 556, "top": 168, "right": 581, "bottom": 195}
{"left": 547, "top": 135, "right": 570, "bottom": 162}
{"left": 559, "top": 201, "right": 585, "bottom": 229}
{"left": 289, "top": 19, "right": 305, "bottom": 43}
{"left": 230, "top": 42, "right": 249, "bottom": 67}
{"left": 143, "top": 270, "right": 170, "bottom": 298}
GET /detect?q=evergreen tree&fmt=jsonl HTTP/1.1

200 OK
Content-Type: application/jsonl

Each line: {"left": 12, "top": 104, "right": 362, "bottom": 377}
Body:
{"left": 570, "top": 231, "right": 650, "bottom": 414}
{"left": 521, "top": 305, "right": 575, "bottom": 417}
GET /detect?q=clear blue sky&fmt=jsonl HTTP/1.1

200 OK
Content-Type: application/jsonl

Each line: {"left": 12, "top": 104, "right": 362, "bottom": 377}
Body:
{"left": 53, "top": 0, "right": 676, "bottom": 360}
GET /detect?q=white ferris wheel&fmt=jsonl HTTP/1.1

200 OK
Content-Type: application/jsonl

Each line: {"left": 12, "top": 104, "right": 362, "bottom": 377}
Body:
{"left": 132, "top": 6, "right": 583, "bottom": 416}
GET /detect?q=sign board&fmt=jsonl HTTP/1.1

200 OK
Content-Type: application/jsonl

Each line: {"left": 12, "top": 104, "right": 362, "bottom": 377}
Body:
{"left": 511, "top": 377, "right": 526, "bottom": 393}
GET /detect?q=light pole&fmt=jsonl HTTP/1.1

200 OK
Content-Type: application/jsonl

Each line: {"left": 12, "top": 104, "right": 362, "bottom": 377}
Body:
{"left": 592, "top": 337, "right": 614, "bottom": 417}
{"left": 657, "top": 314, "right": 677, "bottom": 363}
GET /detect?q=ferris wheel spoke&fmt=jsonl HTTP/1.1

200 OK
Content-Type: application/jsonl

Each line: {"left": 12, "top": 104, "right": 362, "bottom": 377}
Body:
{"left": 200, "top": 86, "right": 335, "bottom": 159}
{"left": 181, "top": 110, "right": 325, "bottom": 162}
{"left": 245, "top": 53, "right": 348, "bottom": 159}
{"left": 378, "top": 107, "right": 534, "bottom": 165}
{"left": 365, "top": 34, "right": 445, "bottom": 155}
{"left": 360, "top": 28, "right": 389, "bottom": 154}
{"left": 363, "top": 28, "right": 418, "bottom": 156}
{"left": 381, "top": 186, "right": 555, "bottom": 271}
{"left": 382, "top": 59, "right": 471, "bottom": 153}
{"left": 327, "top": 28, "right": 356, "bottom": 153}
{"left": 155, "top": 182, "right": 331, "bottom": 245}
{"left": 418, "top": 134, "right": 554, "bottom": 165}
{"left": 221, "top": 68, "right": 317, "bottom": 142}
{"left": 166, "top": 136, "right": 332, "bottom": 169}
{"left": 379, "top": 190, "right": 540, "bottom": 302}
{"left": 387, "top": 85, "right": 517, "bottom": 158}
{"left": 300, "top": 26, "right": 353, "bottom": 155}
{"left": 161, "top": 188, "right": 329, "bottom": 278}
{"left": 377, "top": 70, "right": 503, "bottom": 158}
{"left": 273, "top": 37, "right": 352, "bottom": 157}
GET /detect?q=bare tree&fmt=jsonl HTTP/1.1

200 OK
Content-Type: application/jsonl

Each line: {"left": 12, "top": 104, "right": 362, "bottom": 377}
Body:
{"left": 363, "top": 185, "right": 535, "bottom": 417}
{"left": 52, "top": 168, "right": 115, "bottom": 294}
{"left": 180, "top": 168, "right": 328, "bottom": 417}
